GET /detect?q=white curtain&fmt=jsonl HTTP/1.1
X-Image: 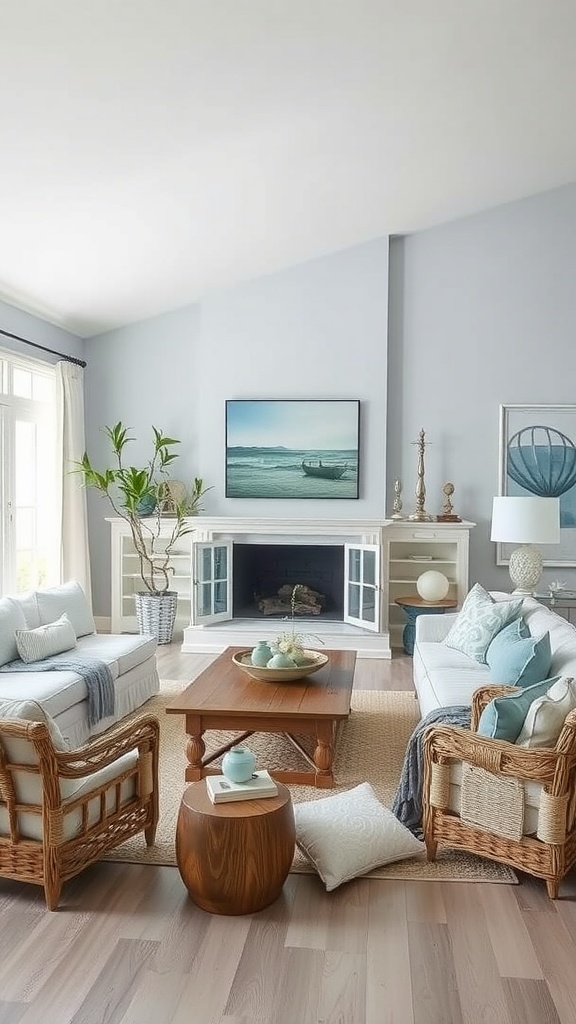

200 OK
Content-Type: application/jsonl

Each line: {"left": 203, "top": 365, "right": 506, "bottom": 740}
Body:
{"left": 56, "top": 361, "right": 92, "bottom": 605}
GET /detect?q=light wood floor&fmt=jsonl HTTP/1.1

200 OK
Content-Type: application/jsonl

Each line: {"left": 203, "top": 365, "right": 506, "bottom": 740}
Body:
{"left": 2, "top": 641, "right": 576, "bottom": 1024}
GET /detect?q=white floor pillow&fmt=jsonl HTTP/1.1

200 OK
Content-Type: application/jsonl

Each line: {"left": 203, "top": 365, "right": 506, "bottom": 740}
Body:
{"left": 294, "top": 781, "right": 424, "bottom": 891}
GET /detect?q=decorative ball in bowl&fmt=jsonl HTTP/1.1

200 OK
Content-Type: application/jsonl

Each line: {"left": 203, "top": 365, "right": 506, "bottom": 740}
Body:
{"left": 232, "top": 649, "right": 329, "bottom": 682}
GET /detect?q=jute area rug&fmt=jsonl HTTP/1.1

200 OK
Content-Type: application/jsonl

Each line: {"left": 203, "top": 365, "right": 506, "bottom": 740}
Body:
{"left": 104, "top": 680, "right": 517, "bottom": 884}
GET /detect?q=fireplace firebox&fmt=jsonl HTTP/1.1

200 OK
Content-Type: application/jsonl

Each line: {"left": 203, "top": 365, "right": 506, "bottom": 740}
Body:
{"left": 232, "top": 543, "right": 345, "bottom": 619}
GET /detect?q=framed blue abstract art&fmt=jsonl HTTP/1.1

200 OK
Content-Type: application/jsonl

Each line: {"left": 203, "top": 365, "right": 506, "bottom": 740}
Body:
{"left": 498, "top": 404, "right": 576, "bottom": 567}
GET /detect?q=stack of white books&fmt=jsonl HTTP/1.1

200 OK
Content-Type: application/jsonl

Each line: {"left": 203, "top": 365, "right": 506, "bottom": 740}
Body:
{"left": 206, "top": 769, "right": 279, "bottom": 804}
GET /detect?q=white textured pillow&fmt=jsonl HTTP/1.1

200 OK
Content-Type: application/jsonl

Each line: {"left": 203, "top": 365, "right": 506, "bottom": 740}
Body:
{"left": 294, "top": 782, "right": 424, "bottom": 891}
{"left": 516, "top": 676, "right": 576, "bottom": 748}
{"left": 443, "top": 583, "right": 523, "bottom": 664}
{"left": 35, "top": 580, "right": 95, "bottom": 638}
{"left": 15, "top": 613, "right": 77, "bottom": 664}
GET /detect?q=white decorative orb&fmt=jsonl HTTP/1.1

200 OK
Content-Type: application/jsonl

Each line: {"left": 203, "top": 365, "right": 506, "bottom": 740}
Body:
{"left": 416, "top": 570, "right": 450, "bottom": 602}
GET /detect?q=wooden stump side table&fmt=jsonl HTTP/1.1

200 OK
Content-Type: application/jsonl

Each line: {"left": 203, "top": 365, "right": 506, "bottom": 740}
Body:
{"left": 395, "top": 595, "right": 457, "bottom": 655}
{"left": 176, "top": 781, "right": 295, "bottom": 915}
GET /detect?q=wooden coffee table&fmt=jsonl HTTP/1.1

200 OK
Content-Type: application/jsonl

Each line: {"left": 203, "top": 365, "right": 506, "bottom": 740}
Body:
{"left": 166, "top": 646, "right": 357, "bottom": 788}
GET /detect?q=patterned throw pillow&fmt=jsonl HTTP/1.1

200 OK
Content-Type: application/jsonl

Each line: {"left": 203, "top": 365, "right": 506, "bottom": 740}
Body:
{"left": 443, "top": 583, "right": 524, "bottom": 664}
{"left": 294, "top": 782, "right": 424, "bottom": 891}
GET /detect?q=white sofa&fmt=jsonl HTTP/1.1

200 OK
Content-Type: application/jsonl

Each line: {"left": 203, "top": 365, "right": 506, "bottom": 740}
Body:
{"left": 413, "top": 593, "right": 576, "bottom": 717}
{"left": 0, "top": 581, "right": 159, "bottom": 748}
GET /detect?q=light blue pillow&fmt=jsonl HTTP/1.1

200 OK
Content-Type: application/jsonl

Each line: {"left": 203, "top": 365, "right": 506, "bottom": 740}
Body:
{"left": 477, "top": 675, "right": 560, "bottom": 743}
{"left": 443, "top": 583, "right": 524, "bottom": 664}
{"left": 486, "top": 624, "right": 552, "bottom": 688}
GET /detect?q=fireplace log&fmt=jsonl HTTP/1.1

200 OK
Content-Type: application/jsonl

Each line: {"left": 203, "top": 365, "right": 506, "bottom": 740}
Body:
{"left": 277, "top": 584, "right": 325, "bottom": 607}
{"left": 257, "top": 583, "right": 325, "bottom": 617}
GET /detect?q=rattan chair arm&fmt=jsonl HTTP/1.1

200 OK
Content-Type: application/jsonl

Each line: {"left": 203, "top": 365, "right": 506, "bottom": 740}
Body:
{"left": 54, "top": 714, "right": 160, "bottom": 779}
{"left": 471, "top": 685, "right": 517, "bottom": 729}
{"left": 423, "top": 723, "right": 567, "bottom": 787}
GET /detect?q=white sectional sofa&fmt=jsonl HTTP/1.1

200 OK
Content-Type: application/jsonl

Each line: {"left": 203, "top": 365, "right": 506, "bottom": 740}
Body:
{"left": 0, "top": 581, "right": 159, "bottom": 748}
{"left": 413, "top": 592, "right": 576, "bottom": 717}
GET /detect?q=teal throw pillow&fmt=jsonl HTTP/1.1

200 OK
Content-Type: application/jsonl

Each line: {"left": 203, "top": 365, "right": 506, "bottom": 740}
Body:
{"left": 443, "top": 583, "right": 524, "bottom": 664}
{"left": 477, "top": 675, "right": 560, "bottom": 743}
{"left": 486, "top": 625, "right": 552, "bottom": 688}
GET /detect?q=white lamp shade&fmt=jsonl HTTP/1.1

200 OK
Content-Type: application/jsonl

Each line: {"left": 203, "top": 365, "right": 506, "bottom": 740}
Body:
{"left": 490, "top": 496, "right": 560, "bottom": 545}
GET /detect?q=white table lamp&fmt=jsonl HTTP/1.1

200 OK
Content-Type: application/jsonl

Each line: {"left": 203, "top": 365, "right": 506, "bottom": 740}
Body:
{"left": 491, "top": 496, "right": 560, "bottom": 595}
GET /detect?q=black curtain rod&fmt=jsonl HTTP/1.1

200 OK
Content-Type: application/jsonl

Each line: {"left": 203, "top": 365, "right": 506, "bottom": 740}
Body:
{"left": 0, "top": 327, "right": 87, "bottom": 368}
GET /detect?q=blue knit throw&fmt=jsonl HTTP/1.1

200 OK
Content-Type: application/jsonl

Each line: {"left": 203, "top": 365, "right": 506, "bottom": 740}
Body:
{"left": 1, "top": 653, "right": 115, "bottom": 726}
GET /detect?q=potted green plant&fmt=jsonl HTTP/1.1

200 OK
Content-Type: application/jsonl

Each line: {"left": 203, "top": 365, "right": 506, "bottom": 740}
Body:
{"left": 77, "top": 421, "right": 210, "bottom": 643}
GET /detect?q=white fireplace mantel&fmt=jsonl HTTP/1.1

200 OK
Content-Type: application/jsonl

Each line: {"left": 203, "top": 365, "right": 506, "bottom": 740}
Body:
{"left": 189, "top": 516, "right": 385, "bottom": 545}
{"left": 108, "top": 516, "right": 475, "bottom": 659}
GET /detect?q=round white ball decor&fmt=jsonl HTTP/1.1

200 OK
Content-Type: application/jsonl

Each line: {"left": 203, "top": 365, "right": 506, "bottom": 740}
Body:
{"left": 416, "top": 570, "right": 450, "bottom": 602}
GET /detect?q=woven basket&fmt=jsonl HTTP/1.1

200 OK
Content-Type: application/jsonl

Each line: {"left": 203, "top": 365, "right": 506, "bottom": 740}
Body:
{"left": 134, "top": 591, "right": 178, "bottom": 644}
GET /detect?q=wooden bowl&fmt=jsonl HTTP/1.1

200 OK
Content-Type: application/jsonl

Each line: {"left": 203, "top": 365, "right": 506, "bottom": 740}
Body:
{"left": 232, "top": 649, "right": 329, "bottom": 682}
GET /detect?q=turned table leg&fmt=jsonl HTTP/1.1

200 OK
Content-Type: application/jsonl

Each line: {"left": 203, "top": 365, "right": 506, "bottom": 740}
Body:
{"left": 184, "top": 714, "right": 205, "bottom": 781}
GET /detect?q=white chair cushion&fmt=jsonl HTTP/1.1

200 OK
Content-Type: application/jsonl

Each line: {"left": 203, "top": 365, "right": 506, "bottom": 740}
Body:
{"left": 0, "top": 749, "right": 138, "bottom": 842}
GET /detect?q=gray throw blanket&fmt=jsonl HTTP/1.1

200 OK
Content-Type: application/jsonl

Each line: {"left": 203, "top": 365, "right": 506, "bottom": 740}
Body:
{"left": 392, "top": 705, "right": 471, "bottom": 835}
{"left": 1, "top": 653, "right": 115, "bottom": 726}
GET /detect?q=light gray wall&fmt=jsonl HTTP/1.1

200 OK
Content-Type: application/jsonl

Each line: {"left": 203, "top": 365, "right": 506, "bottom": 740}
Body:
{"left": 85, "top": 239, "right": 389, "bottom": 614}
{"left": 387, "top": 182, "right": 576, "bottom": 592}
{"left": 0, "top": 298, "right": 85, "bottom": 365}
{"left": 5, "top": 183, "right": 576, "bottom": 613}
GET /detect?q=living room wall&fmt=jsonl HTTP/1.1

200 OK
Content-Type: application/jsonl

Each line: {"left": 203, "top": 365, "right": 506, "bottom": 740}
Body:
{"left": 0, "top": 297, "right": 85, "bottom": 365}
{"left": 387, "top": 182, "right": 576, "bottom": 593}
{"left": 2, "top": 182, "right": 575, "bottom": 615}
{"left": 85, "top": 238, "right": 390, "bottom": 616}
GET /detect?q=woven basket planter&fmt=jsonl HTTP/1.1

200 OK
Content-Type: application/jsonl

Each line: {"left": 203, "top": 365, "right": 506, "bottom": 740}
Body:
{"left": 134, "top": 591, "right": 178, "bottom": 644}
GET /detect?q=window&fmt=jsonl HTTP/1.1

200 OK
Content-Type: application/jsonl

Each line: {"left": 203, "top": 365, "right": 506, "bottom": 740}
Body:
{"left": 0, "top": 351, "right": 58, "bottom": 594}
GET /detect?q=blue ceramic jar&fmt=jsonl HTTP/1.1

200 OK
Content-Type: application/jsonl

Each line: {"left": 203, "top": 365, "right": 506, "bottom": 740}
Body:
{"left": 251, "top": 641, "right": 273, "bottom": 667}
{"left": 222, "top": 746, "right": 257, "bottom": 783}
{"left": 267, "top": 652, "right": 296, "bottom": 668}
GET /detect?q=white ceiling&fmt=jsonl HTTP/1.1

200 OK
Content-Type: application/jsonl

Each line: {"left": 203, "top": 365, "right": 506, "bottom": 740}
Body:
{"left": 1, "top": 1, "right": 576, "bottom": 338}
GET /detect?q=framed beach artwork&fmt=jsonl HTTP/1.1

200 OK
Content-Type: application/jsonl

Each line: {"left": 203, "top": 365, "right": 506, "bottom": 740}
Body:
{"left": 225, "top": 399, "right": 360, "bottom": 499}
{"left": 498, "top": 404, "right": 576, "bottom": 567}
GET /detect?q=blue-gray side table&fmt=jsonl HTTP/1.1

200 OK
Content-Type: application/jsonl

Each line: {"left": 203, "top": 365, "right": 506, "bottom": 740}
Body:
{"left": 395, "top": 595, "right": 458, "bottom": 656}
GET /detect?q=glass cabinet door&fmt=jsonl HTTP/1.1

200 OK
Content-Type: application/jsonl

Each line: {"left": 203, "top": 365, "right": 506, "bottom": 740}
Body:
{"left": 193, "top": 541, "right": 233, "bottom": 624}
{"left": 344, "top": 543, "right": 380, "bottom": 632}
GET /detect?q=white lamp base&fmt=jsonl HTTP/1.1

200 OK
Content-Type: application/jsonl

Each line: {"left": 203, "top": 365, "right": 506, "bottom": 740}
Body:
{"left": 508, "top": 544, "right": 543, "bottom": 595}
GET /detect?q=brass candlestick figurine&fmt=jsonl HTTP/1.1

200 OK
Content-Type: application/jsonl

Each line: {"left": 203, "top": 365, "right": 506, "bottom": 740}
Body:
{"left": 436, "top": 482, "right": 462, "bottom": 523}
{"left": 390, "top": 479, "right": 405, "bottom": 520}
{"left": 408, "top": 429, "right": 433, "bottom": 522}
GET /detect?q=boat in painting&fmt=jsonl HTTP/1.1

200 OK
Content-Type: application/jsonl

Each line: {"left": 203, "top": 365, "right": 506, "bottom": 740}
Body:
{"left": 301, "top": 459, "right": 348, "bottom": 480}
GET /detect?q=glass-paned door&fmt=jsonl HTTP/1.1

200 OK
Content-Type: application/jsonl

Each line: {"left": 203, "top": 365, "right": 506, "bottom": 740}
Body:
{"left": 192, "top": 540, "right": 233, "bottom": 624}
{"left": 344, "top": 543, "right": 380, "bottom": 632}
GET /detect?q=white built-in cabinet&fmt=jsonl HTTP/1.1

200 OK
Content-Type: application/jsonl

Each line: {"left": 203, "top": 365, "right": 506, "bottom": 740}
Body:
{"left": 107, "top": 518, "right": 193, "bottom": 635}
{"left": 107, "top": 517, "right": 474, "bottom": 656}
{"left": 384, "top": 521, "right": 475, "bottom": 650}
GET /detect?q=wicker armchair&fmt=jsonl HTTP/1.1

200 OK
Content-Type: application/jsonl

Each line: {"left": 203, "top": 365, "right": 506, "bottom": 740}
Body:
{"left": 0, "top": 713, "right": 159, "bottom": 909}
{"left": 423, "top": 685, "right": 576, "bottom": 898}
